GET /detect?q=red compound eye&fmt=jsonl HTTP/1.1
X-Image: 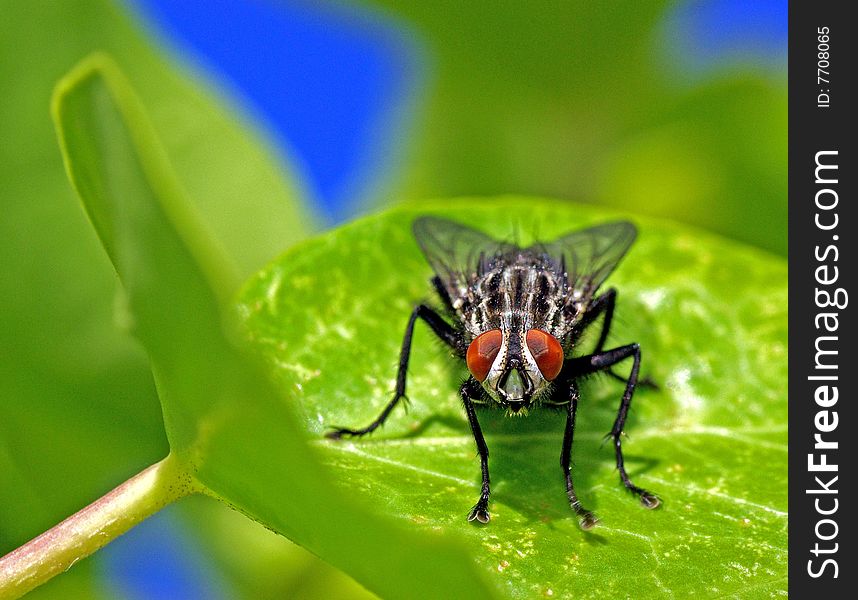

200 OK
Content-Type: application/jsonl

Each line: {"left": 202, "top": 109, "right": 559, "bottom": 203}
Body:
{"left": 466, "top": 329, "right": 503, "bottom": 382}
{"left": 525, "top": 329, "right": 564, "bottom": 380}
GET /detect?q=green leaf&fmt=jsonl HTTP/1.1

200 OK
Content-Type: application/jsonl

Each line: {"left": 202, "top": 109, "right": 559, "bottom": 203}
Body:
{"left": 0, "top": 1, "right": 312, "bottom": 594}
{"left": 50, "top": 55, "right": 497, "bottom": 600}
{"left": 239, "top": 199, "right": 788, "bottom": 598}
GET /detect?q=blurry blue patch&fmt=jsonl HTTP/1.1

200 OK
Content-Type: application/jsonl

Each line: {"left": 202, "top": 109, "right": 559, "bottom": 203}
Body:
{"left": 99, "top": 506, "right": 227, "bottom": 600}
{"left": 664, "top": 0, "right": 787, "bottom": 75}
{"left": 127, "top": 0, "right": 419, "bottom": 223}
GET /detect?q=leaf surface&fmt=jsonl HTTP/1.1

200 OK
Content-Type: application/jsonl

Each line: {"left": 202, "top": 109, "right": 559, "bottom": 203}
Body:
{"left": 239, "top": 199, "right": 788, "bottom": 598}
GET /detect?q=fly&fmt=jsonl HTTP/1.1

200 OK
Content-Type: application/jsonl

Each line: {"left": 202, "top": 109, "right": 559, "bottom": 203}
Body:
{"left": 327, "top": 216, "right": 660, "bottom": 529}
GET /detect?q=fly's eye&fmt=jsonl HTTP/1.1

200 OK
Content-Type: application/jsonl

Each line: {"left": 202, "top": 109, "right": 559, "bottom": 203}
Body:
{"left": 525, "top": 329, "right": 564, "bottom": 381}
{"left": 466, "top": 329, "right": 503, "bottom": 382}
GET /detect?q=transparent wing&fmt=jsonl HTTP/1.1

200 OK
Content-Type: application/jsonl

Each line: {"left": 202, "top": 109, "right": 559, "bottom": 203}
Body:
{"left": 412, "top": 216, "right": 517, "bottom": 299}
{"left": 529, "top": 221, "right": 637, "bottom": 298}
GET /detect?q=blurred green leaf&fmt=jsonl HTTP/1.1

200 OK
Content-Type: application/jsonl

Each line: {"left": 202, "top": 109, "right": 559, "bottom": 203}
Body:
{"left": 239, "top": 199, "right": 787, "bottom": 598}
{"left": 181, "top": 496, "right": 378, "bottom": 600}
{"left": 0, "top": 0, "right": 312, "bottom": 595}
{"left": 368, "top": 1, "right": 786, "bottom": 254}
{"left": 50, "top": 54, "right": 497, "bottom": 600}
{"left": 595, "top": 77, "right": 787, "bottom": 256}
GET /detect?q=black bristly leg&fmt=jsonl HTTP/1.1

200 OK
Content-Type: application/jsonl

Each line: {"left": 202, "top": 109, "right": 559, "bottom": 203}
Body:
{"left": 579, "top": 288, "right": 616, "bottom": 355}
{"left": 559, "top": 380, "right": 598, "bottom": 529}
{"left": 431, "top": 275, "right": 457, "bottom": 315}
{"left": 326, "top": 304, "right": 461, "bottom": 439}
{"left": 461, "top": 377, "right": 491, "bottom": 524}
{"left": 567, "top": 344, "right": 661, "bottom": 509}
{"left": 578, "top": 289, "right": 657, "bottom": 389}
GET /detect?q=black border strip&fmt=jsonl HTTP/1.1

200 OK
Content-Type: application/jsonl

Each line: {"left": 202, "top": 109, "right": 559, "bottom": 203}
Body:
{"left": 789, "top": 2, "right": 856, "bottom": 594}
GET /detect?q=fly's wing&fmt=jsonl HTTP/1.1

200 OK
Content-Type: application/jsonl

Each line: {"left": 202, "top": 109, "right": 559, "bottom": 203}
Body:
{"left": 412, "top": 216, "right": 517, "bottom": 302}
{"left": 529, "top": 221, "right": 637, "bottom": 300}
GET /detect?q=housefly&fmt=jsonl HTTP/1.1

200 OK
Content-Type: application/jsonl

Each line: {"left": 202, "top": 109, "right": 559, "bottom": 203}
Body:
{"left": 327, "top": 216, "right": 660, "bottom": 529}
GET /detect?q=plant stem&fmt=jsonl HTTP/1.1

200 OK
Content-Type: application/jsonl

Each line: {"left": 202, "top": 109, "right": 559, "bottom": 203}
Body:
{"left": 0, "top": 454, "right": 196, "bottom": 600}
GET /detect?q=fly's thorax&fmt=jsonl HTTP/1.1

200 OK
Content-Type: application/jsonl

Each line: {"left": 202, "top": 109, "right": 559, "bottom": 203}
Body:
{"left": 460, "top": 262, "right": 583, "bottom": 340}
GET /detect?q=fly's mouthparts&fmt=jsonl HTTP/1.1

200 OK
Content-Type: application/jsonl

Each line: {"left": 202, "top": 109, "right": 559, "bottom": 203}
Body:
{"left": 500, "top": 368, "right": 527, "bottom": 402}
{"left": 507, "top": 399, "right": 527, "bottom": 414}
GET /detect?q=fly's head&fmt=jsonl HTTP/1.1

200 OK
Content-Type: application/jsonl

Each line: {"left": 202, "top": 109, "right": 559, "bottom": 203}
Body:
{"left": 466, "top": 324, "right": 565, "bottom": 415}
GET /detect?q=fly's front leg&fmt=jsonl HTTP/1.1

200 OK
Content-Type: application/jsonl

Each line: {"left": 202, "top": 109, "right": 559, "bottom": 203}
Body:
{"left": 579, "top": 289, "right": 657, "bottom": 389}
{"left": 578, "top": 290, "right": 626, "bottom": 385}
{"left": 461, "top": 377, "right": 491, "bottom": 524}
{"left": 568, "top": 344, "right": 660, "bottom": 509}
{"left": 559, "top": 379, "right": 598, "bottom": 529}
{"left": 580, "top": 288, "right": 617, "bottom": 356}
{"left": 326, "top": 304, "right": 460, "bottom": 439}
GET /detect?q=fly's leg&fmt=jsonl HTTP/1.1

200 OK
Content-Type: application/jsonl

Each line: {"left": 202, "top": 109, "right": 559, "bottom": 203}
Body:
{"left": 431, "top": 275, "right": 457, "bottom": 314}
{"left": 579, "top": 289, "right": 657, "bottom": 389}
{"left": 461, "top": 377, "right": 491, "bottom": 524}
{"left": 560, "top": 380, "right": 598, "bottom": 529}
{"left": 569, "top": 344, "right": 660, "bottom": 509}
{"left": 582, "top": 289, "right": 617, "bottom": 355}
{"left": 326, "top": 304, "right": 461, "bottom": 439}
